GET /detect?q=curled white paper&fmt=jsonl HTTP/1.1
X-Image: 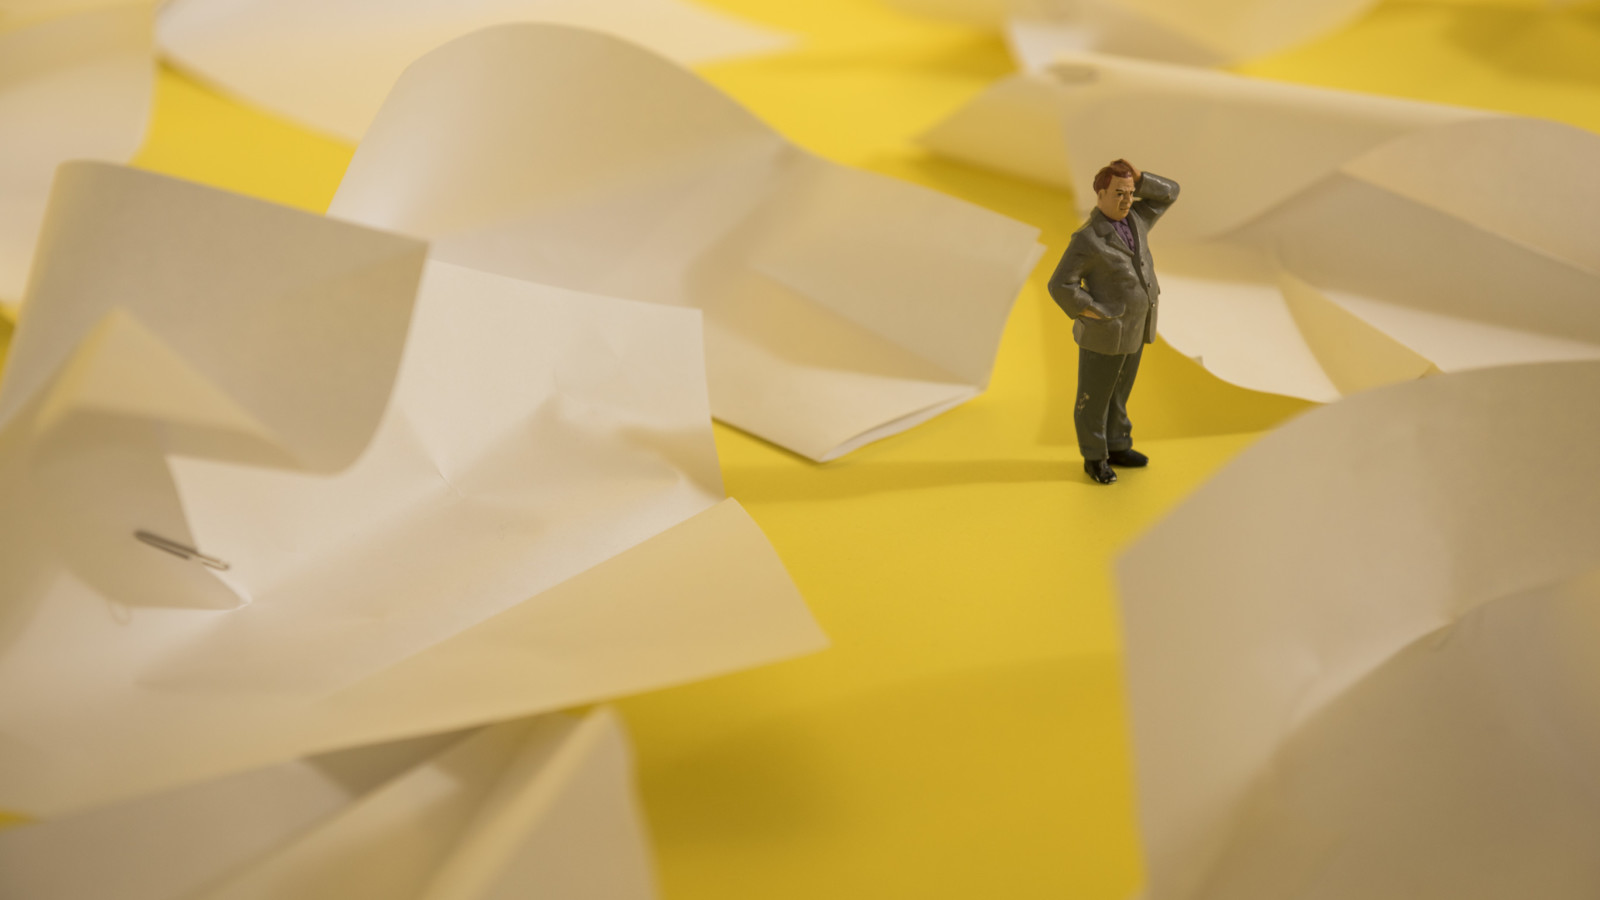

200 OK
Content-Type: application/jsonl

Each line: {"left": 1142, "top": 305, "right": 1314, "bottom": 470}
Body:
{"left": 154, "top": 0, "right": 793, "bottom": 142}
{"left": 0, "top": 164, "right": 825, "bottom": 818}
{"left": 0, "top": 709, "right": 656, "bottom": 900}
{"left": 921, "top": 52, "right": 1600, "bottom": 401}
{"left": 330, "top": 23, "right": 1045, "bottom": 461}
{"left": 1117, "top": 360, "right": 1600, "bottom": 899}
{"left": 0, "top": 161, "right": 429, "bottom": 615}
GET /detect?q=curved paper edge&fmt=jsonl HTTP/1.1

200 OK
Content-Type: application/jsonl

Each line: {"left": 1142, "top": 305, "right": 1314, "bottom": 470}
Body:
{"left": 334, "top": 23, "right": 1042, "bottom": 462}
{"left": 1115, "top": 361, "right": 1600, "bottom": 899}
{"left": 2, "top": 497, "right": 825, "bottom": 818}
{"left": 155, "top": 0, "right": 792, "bottom": 142}
{"left": 920, "top": 51, "right": 1478, "bottom": 240}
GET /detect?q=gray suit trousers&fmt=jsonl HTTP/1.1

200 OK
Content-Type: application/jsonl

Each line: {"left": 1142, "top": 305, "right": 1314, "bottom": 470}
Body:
{"left": 1076, "top": 346, "right": 1142, "bottom": 461}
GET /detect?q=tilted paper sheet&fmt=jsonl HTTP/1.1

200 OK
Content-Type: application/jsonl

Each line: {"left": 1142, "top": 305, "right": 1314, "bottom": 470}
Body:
{"left": 0, "top": 710, "right": 656, "bottom": 900}
{"left": 155, "top": 0, "right": 793, "bottom": 141}
{"left": 921, "top": 52, "right": 1600, "bottom": 401}
{"left": 1117, "top": 361, "right": 1600, "bottom": 900}
{"left": 331, "top": 24, "right": 1044, "bottom": 461}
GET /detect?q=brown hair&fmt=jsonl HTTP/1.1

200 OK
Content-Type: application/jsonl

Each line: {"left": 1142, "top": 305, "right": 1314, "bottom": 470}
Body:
{"left": 1093, "top": 159, "right": 1137, "bottom": 193}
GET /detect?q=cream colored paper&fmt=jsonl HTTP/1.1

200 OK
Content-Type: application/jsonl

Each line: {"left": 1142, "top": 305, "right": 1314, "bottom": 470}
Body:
{"left": 886, "top": 0, "right": 1380, "bottom": 65}
{"left": 0, "top": 710, "right": 656, "bottom": 900}
{"left": 0, "top": 161, "right": 429, "bottom": 616}
{"left": 330, "top": 23, "right": 1044, "bottom": 461}
{"left": 0, "top": 1, "right": 153, "bottom": 303}
{"left": 153, "top": 0, "right": 792, "bottom": 142}
{"left": 921, "top": 52, "right": 1600, "bottom": 401}
{"left": 0, "top": 165, "right": 825, "bottom": 817}
{"left": 1117, "top": 361, "right": 1600, "bottom": 900}
{"left": 0, "top": 730, "right": 465, "bottom": 900}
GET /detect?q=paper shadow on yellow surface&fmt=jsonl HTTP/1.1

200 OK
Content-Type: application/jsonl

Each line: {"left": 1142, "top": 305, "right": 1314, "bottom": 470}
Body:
{"left": 724, "top": 457, "right": 1083, "bottom": 502}
{"left": 874, "top": 152, "right": 1079, "bottom": 245}
{"left": 707, "top": 28, "right": 1015, "bottom": 86}
{"left": 0, "top": 312, "right": 12, "bottom": 373}
{"left": 1435, "top": 3, "right": 1600, "bottom": 88}
{"left": 132, "top": 66, "right": 355, "bottom": 214}
{"left": 1038, "top": 335, "right": 1319, "bottom": 446}
{"left": 622, "top": 653, "right": 1142, "bottom": 900}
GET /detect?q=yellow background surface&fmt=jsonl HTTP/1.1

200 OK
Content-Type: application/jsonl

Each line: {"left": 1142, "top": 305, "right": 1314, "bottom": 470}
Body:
{"left": 3, "top": 0, "right": 1597, "bottom": 894}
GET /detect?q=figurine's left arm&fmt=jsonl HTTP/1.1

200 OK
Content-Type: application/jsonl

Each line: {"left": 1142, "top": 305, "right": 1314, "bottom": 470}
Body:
{"left": 1133, "top": 172, "right": 1180, "bottom": 228}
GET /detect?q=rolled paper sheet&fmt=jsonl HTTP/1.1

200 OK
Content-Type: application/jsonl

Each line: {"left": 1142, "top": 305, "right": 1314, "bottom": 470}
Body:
{"left": 0, "top": 709, "right": 658, "bottom": 900}
{"left": 0, "top": 165, "right": 825, "bottom": 818}
{"left": 1117, "top": 360, "right": 1600, "bottom": 900}
{"left": 154, "top": 0, "right": 793, "bottom": 142}
{"left": 921, "top": 51, "right": 1600, "bottom": 401}
{"left": 0, "top": 1, "right": 154, "bottom": 302}
{"left": 330, "top": 23, "right": 1045, "bottom": 462}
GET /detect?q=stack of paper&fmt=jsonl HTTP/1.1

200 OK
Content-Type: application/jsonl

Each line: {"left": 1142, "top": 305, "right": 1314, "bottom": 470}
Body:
{"left": 0, "top": 163, "right": 825, "bottom": 833}
{"left": 1117, "top": 360, "right": 1600, "bottom": 899}
{"left": 330, "top": 23, "right": 1045, "bottom": 461}
{"left": 154, "top": 0, "right": 793, "bottom": 142}
{"left": 0, "top": 0, "right": 154, "bottom": 304}
{"left": 0, "top": 709, "right": 658, "bottom": 899}
{"left": 922, "top": 51, "right": 1600, "bottom": 401}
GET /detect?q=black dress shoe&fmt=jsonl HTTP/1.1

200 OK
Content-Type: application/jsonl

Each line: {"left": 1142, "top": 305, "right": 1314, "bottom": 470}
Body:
{"left": 1107, "top": 448, "right": 1148, "bottom": 467}
{"left": 1084, "top": 458, "right": 1117, "bottom": 484}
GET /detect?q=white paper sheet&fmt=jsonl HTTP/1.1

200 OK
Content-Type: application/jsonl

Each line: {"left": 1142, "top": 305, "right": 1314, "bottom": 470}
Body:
{"left": 1116, "top": 360, "right": 1600, "bottom": 900}
{"left": 0, "top": 730, "right": 464, "bottom": 900}
{"left": 0, "top": 164, "right": 826, "bottom": 818}
{"left": 921, "top": 51, "right": 1600, "bottom": 401}
{"left": 0, "top": 1, "right": 153, "bottom": 303}
{"left": 886, "top": 0, "right": 1381, "bottom": 65}
{"left": 0, "top": 709, "right": 656, "bottom": 900}
{"left": 0, "top": 160, "right": 430, "bottom": 616}
{"left": 329, "top": 23, "right": 1044, "bottom": 461}
{"left": 153, "top": 0, "right": 793, "bottom": 142}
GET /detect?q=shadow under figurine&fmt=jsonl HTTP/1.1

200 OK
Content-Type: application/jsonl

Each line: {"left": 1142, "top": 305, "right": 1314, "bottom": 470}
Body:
{"left": 1047, "top": 159, "right": 1179, "bottom": 484}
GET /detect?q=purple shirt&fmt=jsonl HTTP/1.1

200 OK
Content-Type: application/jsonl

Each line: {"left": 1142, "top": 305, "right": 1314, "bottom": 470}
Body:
{"left": 1111, "top": 216, "right": 1138, "bottom": 256}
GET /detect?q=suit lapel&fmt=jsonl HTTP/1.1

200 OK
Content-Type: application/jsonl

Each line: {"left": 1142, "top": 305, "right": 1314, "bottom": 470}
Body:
{"left": 1090, "top": 210, "right": 1135, "bottom": 260}
{"left": 1129, "top": 213, "right": 1150, "bottom": 264}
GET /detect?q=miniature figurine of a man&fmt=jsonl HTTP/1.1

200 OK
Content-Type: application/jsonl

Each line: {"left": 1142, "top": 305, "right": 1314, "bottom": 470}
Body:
{"left": 1047, "top": 159, "right": 1179, "bottom": 485}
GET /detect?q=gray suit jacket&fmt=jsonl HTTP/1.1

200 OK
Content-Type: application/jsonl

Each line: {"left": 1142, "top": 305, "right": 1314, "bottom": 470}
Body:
{"left": 1047, "top": 172, "right": 1180, "bottom": 356}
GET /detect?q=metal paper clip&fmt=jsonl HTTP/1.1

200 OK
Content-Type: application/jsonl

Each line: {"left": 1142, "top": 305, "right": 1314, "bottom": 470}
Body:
{"left": 134, "top": 531, "right": 231, "bottom": 571}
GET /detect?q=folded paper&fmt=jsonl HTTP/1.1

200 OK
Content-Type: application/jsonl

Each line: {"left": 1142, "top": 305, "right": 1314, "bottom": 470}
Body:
{"left": 0, "top": 709, "right": 656, "bottom": 900}
{"left": 154, "top": 0, "right": 792, "bottom": 142}
{"left": 0, "top": 1, "right": 154, "bottom": 303}
{"left": 922, "top": 51, "right": 1600, "bottom": 401}
{"left": 1117, "top": 360, "right": 1600, "bottom": 899}
{"left": 0, "top": 164, "right": 826, "bottom": 817}
{"left": 330, "top": 23, "right": 1044, "bottom": 461}
{"left": 0, "top": 160, "right": 429, "bottom": 616}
